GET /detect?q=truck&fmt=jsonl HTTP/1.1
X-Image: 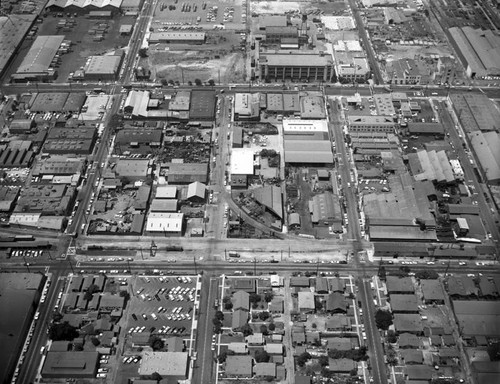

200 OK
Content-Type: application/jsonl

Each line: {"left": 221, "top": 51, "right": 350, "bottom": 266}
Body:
{"left": 228, "top": 251, "right": 240, "bottom": 258}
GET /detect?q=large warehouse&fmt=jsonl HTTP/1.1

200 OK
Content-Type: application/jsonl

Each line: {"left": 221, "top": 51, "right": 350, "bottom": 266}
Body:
{"left": 468, "top": 131, "right": 500, "bottom": 185}
{"left": 189, "top": 90, "right": 216, "bottom": 121}
{"left": 12, "top": 35, "right": 65, "bottom": 82}
{"left": 282, "top": 120, "right": 333, "bottom": 165}
{"left": 45, "top": 0, "right": 123, "bottom": 14}
{"left": 448, "top": 27, "right": 500, "bottom": 79}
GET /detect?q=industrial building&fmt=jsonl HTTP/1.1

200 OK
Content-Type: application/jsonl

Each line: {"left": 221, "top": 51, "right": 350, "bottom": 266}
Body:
{"left": 468, "top": 131, "right": 500, "bottom": 184}
{"left": 260, "top": 52, "right": 335, "bottom": 82}
{"left": 42, "top": 352, "right": 99, "bottom": 378}
{"left": 148, "top": 32, "right": 206, "bottom": 44}
{"left": 283, "top": 120, "right": 333, "bottom": 165}
{"left": 46, "top": 0, "right": 123, "bottom": 14}
{"left": 43, "top": 127, "right": 97, "bottom": 154}
{"left": 166, "top": 163, "right": 208, "bottom": 184}
{"left": 448, "top": 27, "right": 500, "bottom": 79}
{"left": 145, "top": 213, "right": 184, "bottom": 235}
{"left": 347, "top": 115, "right": 396, "bottom": 133}
{"left": 234, "top": 93, "right": 260, "bottom": 120}
{"left": 0, "top": 14, "right": 37, "bottom": 78}
{"left": 12, "top": 35, "right": 65, "bottom": 82}
{"left": 332, "top": 40, "right": 370, "bottom": 82}
{"left": 120, "top": 0, "right": 143, "bottom": 12}
{"left": 83, "top": 52, "right": 124, "bottom": 81}
{"left": 364, "top": 173, "right": 437, "bottom": 241}
{"left": 189, "top": 90, "right": 216, "bottom": 120}
{"left": 388, "top": 58, "right": 423, "bottom": 85}
{"left": 264, "top": 26, "right": 298, "bottom": 44}
{"left": 408, "top": 150, "right": 455, "bottom": 184}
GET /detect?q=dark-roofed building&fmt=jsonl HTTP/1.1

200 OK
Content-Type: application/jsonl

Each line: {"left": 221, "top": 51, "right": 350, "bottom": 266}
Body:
{"left": 408, "top": 122, "right": 445, "bottom": 136}
{"left": 233, "top": 291, "right": 250, "bottom": 311}
{"left": 325, "top": 292, "right": 348, "bottom": 314}
{"left": 295, "top": 375, "right": 312, "bottom": 384}
{"left": 255, "top": 362, "right": 276, "bottom": 378}
{"left": 400, "top": 349, "right": 423, "bottom": 365}
{"left": 98, "top": 294, "right": 125, "bottom": 312}
{"left": 390, "top": 294, "right": 419, "bottom": 313}
{"left": 386, "top": 276, "right": 414, "bottom": 294}
{"left": 115, "top": 129, "right": 162, "bottom": 149}
{"left": 328, "top": 358, "right": 357, "bottom": 373}
{"left": 327, "top": 337, "right": 355, "bottom": 351}
{"left": 421, "top": 280, "right": 445, "bottom": 304}
{"left": 261, "top": 52, "right": 335, "bottom": 82}
{"left": 326, "top": 315, "right": 351, "bottom": 331}
{"left": 226, "top": 355, "right": 253, "bottom": 377}
{"left": 329, "top": 278, "right": 346, "bottom": 293}
{"left": 189, "top": 90, "right": 216, "bottom": 120}
{"left": 290, "top": 277, "right": 310, "bottom": 287}
{"left": 166, "top": 163, "right": 208, "bottom": 184}
{"left": 452, "top": 300, "right": 500, "bottom": 337}
{"left": 398, "top": 333, "right": 421, "bottom": 348}
{"left": 310, "top": 192, "right": 342, "bottom": 226}
{"left": 232, "top": 278, "right": 256, "bottom": 293}
{"left": 232, "top": 309, "right": 249, "bottom": 330}
{"left": 41, "top": 352, "right": 99, "bottom": 378}
{"left": 471, "top": 361, "right": 500, "bottom": 384}
{"left": 446, "top": 276, "right": 477, "bottom": 298}
{"left": 404, "top": 365, "right": 433, "bottom": 381}
{"left": 315, "top": 277, "right": 329, "bottom": 294}
{"left": 394, "top": 314, "right": 424, "bottom": 335}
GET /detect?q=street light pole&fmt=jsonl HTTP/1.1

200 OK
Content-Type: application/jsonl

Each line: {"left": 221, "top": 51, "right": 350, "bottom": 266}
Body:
{"left": 67, "top": 258, "right": 75, "bottom": 274}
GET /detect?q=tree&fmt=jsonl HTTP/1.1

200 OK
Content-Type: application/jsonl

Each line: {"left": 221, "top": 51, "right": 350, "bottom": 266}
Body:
{"left": 264, "top": 291, "right": 274, "bottom": 302}
{"left": 259, "top": 311, "right": 270, "bottom": 321}
{"left": 213, "top": 323, "right": 222, "bottom": 334}
{"left": 212, "top": 318, "right": 222, "bottom": 327}
{"left": 241, "top": 323, "right": 253, "bottom": 337}
{"left": 52, "top": 312, "right": 63, "bottom": 322}
{"left": 194, "top": 78, "right": 202, "bottom": 86}
{"left": 255, "top": 349, "right": 271, "bottom": 363}
{"left": 138, "top": 48, "right": 148, "bottom": 58}
{"left": 215, "top": 311, "right": 224, "bottom": 321}
{"left": 378, "top": 266, "right": 387, "bottom": 280}
{"left": 387, "top": 330, "right": 397, "bottom": 344}
{"left": 260, "top": 324, "right": 268, "bottom": 335}
{"left": 48, "top": 322, "right": 79, "bottom": 341}
{"left": 312, "top": 323, "right": 317, "bottom": 329}
{"left": 208, "top": 79, "right": 215, "bottom": 86}
{"left": 150, "top": 372, "right": 162, "bottom": 382}
{"left": 268, "top": 323, "right": 276, "bottom": 331}
{"left": 350, "top": 368, "right": 358, "bottom": 376}
{"left": 415, "top": 270, "right": 439, "bottom": 280}
{"left": 318, "top": 355, "right": 329, "bottom": 367}
{"left": 487, "top": 342, "right": 500, "bottom": 361}
{"left": 296, "top": 352, "right": 311, "bottom": 367}
{"left": 119, "top": 290, "right": 130, "bottom": 300}
{"left": 84, "top": 290, "right": 94, "bottom": 301}
{"left": 161, "top": 78, "right": 168, "bottom": 86}
{"left": 375, "top": 309, "right": 393, "bottom": 330}
{"left": 224, "top": 301, "right": 233, "bottom": 310}
{"left": 249, "top": 293, "right": 261, "bottom": 304}
{"left": 91, "top": 337, "right": 100, "bottom": 346}
{"left": 149, "top": 335, "right": 165, "bottom": 351}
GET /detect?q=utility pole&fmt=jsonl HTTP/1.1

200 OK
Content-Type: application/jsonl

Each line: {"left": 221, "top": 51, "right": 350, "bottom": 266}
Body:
{"left": 23, "top": 252, "right": 30, "bottom": 273}
{"left": 67, "top": 258, "right": 75, "bottom": 274}
{"left": 193, "top": 255, "right": 198, "bottom": 275}
{"left": 253, "top": 258, "right": 257, "bottom": 276}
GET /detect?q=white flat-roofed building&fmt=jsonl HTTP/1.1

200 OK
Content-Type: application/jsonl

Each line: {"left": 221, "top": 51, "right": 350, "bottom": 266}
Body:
{"left": 321, "top": 16, "right": 356, "bottom": 30}
{"left": 230, "top": 149, "right": 255, "bottom": 175}
{"left": 148, "top": 32, "right": 206, "bottom": 44}
{"left": 146, "top": 212, "right": 184, "bottom": 235}
{"left": 282, "top": 120, "right": 329, "bottom": 134}
{"left": 234, "top": 93, "right": 260, "bottom": 120}
{"left": 138, "top": 352, "right": 189, "bottom": 380}
{"left": 155, "top": 185, "right": 177, "bottom": 199}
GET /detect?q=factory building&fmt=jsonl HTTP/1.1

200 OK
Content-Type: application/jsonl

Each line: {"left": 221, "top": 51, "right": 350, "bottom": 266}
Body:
{"left": 260, "top": 52, "right": 335, "bottom": 82}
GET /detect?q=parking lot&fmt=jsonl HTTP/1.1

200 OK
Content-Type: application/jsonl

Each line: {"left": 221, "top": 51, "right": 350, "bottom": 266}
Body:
{"left": 126, "top": 275, "right": 198, "bottom": 337}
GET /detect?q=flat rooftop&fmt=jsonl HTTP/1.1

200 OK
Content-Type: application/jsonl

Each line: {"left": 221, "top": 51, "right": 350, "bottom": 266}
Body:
{"left": 16, "top": 35, "right": 65, "bottom": 74}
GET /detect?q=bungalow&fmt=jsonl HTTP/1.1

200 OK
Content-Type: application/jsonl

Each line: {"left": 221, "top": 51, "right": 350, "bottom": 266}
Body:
{"left": 325, "top": 292, "right": 348, "bottom": 313}
{"left": 328, "top": 358, "right": 357, "bottom": 373}
{"left": 298, "top": 291, "right": 316, "bottom": 313}
{"left": 233, "top": 291, "right": 250, "bottom": 311}
{"left": 226, "top": 355, "right": 253, "bottom": 378}
{"left": 232, "top": 309, "right": 249, "bottom": 330}
{"left": 255, "top": 362, "right": 276, "bottom": 378}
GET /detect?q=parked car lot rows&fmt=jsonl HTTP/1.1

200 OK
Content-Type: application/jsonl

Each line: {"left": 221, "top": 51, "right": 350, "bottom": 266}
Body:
{"left": 127, "top": 275, "right": 197, "bottom": 337}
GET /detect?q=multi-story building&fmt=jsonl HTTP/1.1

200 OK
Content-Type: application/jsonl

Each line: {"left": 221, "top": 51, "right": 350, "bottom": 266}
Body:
{"left": 260, "top": 52, "right": 335, "bottom": 82}
{"left": 388, "top": 59, "right": 422, "bottom": 85}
